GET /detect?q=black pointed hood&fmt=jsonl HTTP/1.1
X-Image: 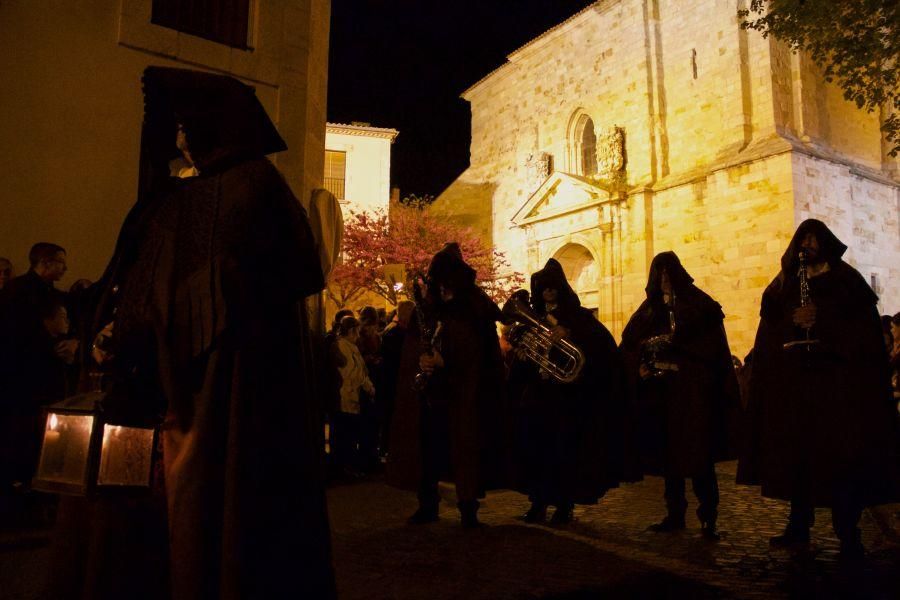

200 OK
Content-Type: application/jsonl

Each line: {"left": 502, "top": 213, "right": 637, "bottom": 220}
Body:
{"left": 139, "top": 66, "right": 286, "bottom": 197}
{"left": 780, "top": 219, "right": 848, "bottom": 273}
{"left": 531, "top": 258, "right": 580, "bottom": 314}
{"left": 645, "top": 251, "right": 693, "bottom": 302}
{"left": 426, "top": 242, "right": 477, "bottom": 297}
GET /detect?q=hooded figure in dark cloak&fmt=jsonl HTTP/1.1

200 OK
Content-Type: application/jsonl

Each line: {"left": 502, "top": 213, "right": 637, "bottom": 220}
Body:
{"left": 620, "top": 252, "right": 739, "bottom": 539}
{"left": 406, "top": 243, "right": 506, "bottom": 528}
{"left": 737, "top": 219, "right": 899, "bottom": 557}
{"left": 511, "top": 259, "right": 627, "bottom": 524}
{"left": 53, "top": 67, "right": 334, "bottom": 599}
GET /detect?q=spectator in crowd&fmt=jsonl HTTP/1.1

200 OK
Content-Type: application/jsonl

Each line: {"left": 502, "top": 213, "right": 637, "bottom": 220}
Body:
{"left": 358, "top": 305, "right": 382, "bottom": 368}
{"left": 323, "top": 308, "right": 353, "bottom": 474}
{"left": 0, "top": 257, "right": 13, "bottom": 290}
{"left": 334, "top": 315, "right": 376, "bottom": 475}
{"left": 325, "top": 309, "right": 354, "bottom": 405}
{"left": 0, "top": 243, "right": 77, "bottom": 495}
{"left": 6, "top": 297, "right": 74, "bottom": 489}
{"left": 357, "top": 305, "right": 382, "bottom": 467}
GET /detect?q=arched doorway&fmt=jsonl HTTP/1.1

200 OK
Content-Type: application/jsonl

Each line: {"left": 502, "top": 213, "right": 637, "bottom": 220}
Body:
{"left": 552, "top": 243, "right": 599, "bottom": 312}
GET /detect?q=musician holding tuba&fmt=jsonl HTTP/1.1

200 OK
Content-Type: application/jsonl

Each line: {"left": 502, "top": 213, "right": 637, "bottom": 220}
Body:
{"left": 737, "top": 219, "right": 899, "bottom": 558}
{"left": 509, "top": 259, "right": 629, "bottom": 525}
{"left": 621, "top": 252, "right": 739, "bottom": 540}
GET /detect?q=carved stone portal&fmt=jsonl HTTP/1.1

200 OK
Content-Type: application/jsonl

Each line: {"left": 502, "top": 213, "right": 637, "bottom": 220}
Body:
{"left": 525, "top": 152, "right": 553, "bottom": 191}
{"left": 595, "top": 126, "right": 626, "bottom": 178}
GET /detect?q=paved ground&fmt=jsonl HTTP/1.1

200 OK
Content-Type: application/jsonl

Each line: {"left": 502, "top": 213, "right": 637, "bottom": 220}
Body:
{"left": 3, "top": 462, "right": 899, "bottom": 599}
{"left": 328, "top": 462, "right": 900, "bottom": 599}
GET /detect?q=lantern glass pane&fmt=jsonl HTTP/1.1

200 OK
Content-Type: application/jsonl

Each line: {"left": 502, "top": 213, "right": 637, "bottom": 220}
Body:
{"left": 97, "top": 425, "right": 155, "bottom": 487}
{"left": 36, "top": 413, "right": 94, "bottom": 485}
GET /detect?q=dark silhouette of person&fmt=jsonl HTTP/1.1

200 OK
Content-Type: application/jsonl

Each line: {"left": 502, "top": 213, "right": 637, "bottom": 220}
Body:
{"left": 409, "top": 243, "right": 506, "bottom": 528}
{"left": 0, "top": 243, "right": 75, "bottom": 491}
{"left": 512, "top": 259, "right": 629, "bottom": 524}
{"left": 378, "top": 300, "right": 415, "bottom": 457}
{"left": 621, "top": 251, "right": 740, "bottom": 540}
{"left": 51, "top": 67, "right": 335, "bottom": 599}
{"left": 737, "top": 219, "right": 900, "bottom": 558}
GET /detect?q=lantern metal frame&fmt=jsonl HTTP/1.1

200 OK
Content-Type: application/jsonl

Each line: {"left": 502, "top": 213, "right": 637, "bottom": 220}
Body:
{"left": 32, "top": 391, "right": 159, "bottom": 497}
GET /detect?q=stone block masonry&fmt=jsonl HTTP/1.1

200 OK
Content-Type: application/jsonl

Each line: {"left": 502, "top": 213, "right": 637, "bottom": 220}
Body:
{"left": 433, "top": 0, "right": 898, "bottom": 354}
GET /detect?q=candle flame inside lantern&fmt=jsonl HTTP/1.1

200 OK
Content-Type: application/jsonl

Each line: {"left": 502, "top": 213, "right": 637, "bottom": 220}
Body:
{"left": 49, "top": 414, "right": 58, "bottom": 430}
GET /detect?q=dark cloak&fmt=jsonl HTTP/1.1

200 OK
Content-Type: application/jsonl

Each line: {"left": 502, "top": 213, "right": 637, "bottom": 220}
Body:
{"left": 511, "top": 259, "right": 629, "bottom": 506}
{"left": 736, "top": 220, "right": 899, "bottom": 507}
{"left": 53, "top": 67, "right": 334, "bottom": 599}
{"left": 620, "top": 252, "right": 740, "bottom": 478}
{"left": 386, "top": 244, "right": 508, "bottom": 498}
{"left": 384, "top": 314, "right": 426, "bottom": 489}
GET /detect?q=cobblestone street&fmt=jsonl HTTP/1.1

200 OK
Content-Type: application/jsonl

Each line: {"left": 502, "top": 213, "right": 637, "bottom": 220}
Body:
{"left": 328, "top": 462, "right": 900, "bottom": 599}
{"left": 3, "top": 462, "right": 899, "bottom": 598}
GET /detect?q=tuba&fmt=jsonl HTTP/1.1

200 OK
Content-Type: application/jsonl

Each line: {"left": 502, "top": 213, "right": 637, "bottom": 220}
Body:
{"left": 502, "top": 295, "right": 585, "bottom": 384}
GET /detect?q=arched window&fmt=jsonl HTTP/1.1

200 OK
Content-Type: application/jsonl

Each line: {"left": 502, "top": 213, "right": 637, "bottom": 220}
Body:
{"left": 569, "top": 112, "right": 598, "bottom": 176}
{"left": 581, "top": 119, "right": 597, "bottom": 177}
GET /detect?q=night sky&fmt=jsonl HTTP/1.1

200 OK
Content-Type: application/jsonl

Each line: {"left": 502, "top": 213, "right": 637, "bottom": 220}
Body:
{"left": 327, "top": 0, "right": 595, "bottom": 198}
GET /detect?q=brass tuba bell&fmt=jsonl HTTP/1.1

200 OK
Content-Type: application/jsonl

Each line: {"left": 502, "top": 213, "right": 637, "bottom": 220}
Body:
{"left": 502, "top": 295, "right": 586, "bottom": 384}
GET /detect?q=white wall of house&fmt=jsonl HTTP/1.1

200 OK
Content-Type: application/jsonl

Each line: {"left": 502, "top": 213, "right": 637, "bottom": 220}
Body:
{"left": 325, "top": 123, "right": 398, "bottom": 216}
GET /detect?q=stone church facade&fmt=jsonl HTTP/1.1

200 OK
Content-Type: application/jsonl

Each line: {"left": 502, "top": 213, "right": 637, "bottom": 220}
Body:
{"left": 432, "top": 0, "right": 899, "bottom": 354}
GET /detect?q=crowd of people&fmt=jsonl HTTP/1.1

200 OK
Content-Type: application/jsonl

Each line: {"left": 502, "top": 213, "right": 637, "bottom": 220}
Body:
{"left": 322, "top": 303, "right": 414, "bottom": 477}
{"left": 1, "top": 64, "right": 899, "bottom": 599}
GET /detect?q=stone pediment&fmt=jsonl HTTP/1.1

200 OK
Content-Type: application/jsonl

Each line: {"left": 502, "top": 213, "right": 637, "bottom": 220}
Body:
{"left": 511, "top": 172, "right": 618, "bottom": 227}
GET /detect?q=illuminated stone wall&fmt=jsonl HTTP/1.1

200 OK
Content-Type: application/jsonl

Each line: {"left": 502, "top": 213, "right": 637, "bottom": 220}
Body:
{"left": 0, "top": 0, "right": 332, "bottom": 286}
{"left": 433, "top": 0, "right": 898, "bottom": 355}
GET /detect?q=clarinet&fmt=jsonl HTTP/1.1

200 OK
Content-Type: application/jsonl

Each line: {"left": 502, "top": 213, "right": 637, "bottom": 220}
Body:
{"left": 411, "top": 274, "right": 439, "bottom": 392}
{"left": 783, "top": 250, "right": 820, "bottom": 351}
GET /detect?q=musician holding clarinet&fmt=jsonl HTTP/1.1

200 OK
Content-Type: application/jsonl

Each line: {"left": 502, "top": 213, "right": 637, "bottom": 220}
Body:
{"left": 621, "top": 252, "right": 740, "bottom": 540}
{"left": 737, "top": 219, "right": 899, "bottom": 558}
{"left": 507, "top": 259, "right": 629, "bottom": 524}
{"left": 404, "top": 243, "right": 506, "bottom": 528}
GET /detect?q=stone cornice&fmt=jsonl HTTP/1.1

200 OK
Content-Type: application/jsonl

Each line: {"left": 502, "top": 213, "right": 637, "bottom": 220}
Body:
{"left": 326, "top": 122, "right": 399, "bottom": 142}
{"left": 644, "top": 134, "right": 899, "bottom": 194}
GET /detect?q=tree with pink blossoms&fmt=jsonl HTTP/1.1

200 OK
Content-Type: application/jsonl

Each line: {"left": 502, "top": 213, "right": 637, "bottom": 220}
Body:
{"left": 327, "top": 203, "right": 524, "bottom": 308}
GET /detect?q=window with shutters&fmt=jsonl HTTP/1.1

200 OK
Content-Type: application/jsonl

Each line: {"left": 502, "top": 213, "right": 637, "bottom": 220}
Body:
{"left": 324, "top": 151, "right": 347, "bottom": 200}
{"left": 151, "top": 0, "right": 252, "bottom": 49}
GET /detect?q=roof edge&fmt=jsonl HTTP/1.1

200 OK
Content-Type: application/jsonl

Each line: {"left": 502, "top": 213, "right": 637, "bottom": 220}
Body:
{"left": 461, "top": 1, "right": 603, "bottom": 100}
{"left": 326, "top": 122, "right": 399, "bottom": 141}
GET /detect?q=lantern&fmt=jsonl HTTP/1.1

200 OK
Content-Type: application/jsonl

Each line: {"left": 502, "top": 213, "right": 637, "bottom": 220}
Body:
{"left": 32, "top": 391, "right": 159, "bottom": 496}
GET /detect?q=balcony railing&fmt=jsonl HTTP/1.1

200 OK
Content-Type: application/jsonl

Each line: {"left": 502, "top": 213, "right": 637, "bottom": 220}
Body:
{"left": 324, "top": 177, "right": 345, "bottom": 200}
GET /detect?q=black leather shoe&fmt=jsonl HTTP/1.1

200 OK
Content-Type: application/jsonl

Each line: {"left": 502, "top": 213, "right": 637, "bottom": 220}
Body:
{"left": 460, "top": 511, "right": 481, "bottom": 529}
{"left": 550, "top": 506, "right": 573, "bottom": 525}
{"left": 839, "top": 539, "right": 865, "bottom": 560}
{"left": 648, "top": 516, "right": 686, "bottom": 532}
{"left": 458, "top": 500, "right": 482, "bottom": 529}
{"left": 522, "top": 504, "right": 547, "bottom": 523}
{"left": 407, "top": 507, "right": 439, "bottom": 525}
{"left": 701, "top": 521, "right": 720, "bottom": 540}
{"left": 769, "top": 527, "right": 810, "bottom": 547}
